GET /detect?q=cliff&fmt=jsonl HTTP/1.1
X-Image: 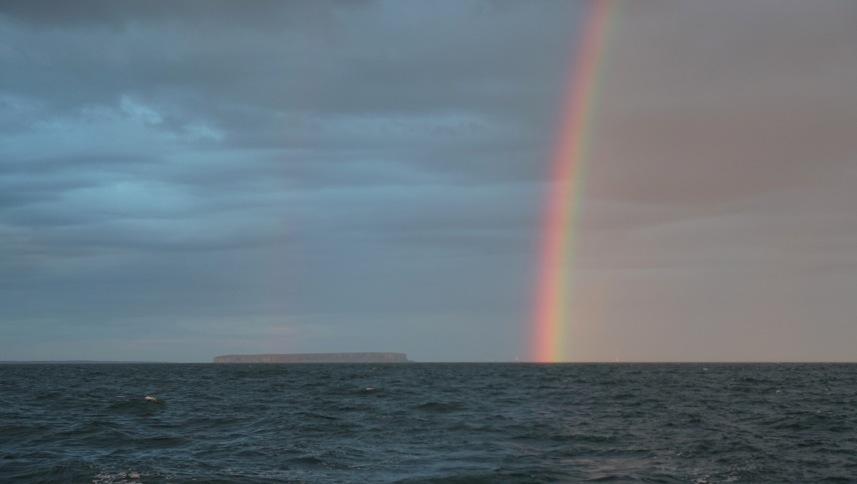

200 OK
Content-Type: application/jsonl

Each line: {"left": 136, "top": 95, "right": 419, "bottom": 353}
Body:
{"left": 213, "top": 352, "right": 409, "bottom": 364}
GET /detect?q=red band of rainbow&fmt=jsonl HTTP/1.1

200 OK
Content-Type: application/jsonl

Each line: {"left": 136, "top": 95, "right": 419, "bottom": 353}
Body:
{"left": 530, "top": 0, "right": 617, "bottom": 362}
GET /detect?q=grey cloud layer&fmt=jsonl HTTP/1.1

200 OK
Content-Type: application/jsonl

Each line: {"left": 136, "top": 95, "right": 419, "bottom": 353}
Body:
{"left": 1, "top": 1, "right": 575, "bottom": 361}
{"left": 1, "top": 1, "right": 856, "bottom": 361}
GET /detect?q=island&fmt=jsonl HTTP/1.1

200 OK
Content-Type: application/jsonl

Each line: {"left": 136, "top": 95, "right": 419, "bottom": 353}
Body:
{"left": 213, "top": 352, "right": 410, "bottom": 363}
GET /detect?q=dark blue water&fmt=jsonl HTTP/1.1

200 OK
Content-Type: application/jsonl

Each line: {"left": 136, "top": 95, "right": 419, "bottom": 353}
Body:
{"left": 1, "top": 364, "right": 856, "bottom": 483}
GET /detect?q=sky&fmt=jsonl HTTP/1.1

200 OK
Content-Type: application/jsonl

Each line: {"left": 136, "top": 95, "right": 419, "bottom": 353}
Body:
{"left": 1, "top": 0, "right": 856, "bottom": 362}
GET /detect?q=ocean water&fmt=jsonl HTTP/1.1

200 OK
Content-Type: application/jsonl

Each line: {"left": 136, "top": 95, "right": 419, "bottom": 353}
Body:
{"left": 1, "top": 364, "right": 856, "bottom": 483}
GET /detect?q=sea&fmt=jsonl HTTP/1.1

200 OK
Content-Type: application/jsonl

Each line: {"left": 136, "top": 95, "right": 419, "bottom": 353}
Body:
{"left": 1, "top": 363, "right": 856, "bottom": 483}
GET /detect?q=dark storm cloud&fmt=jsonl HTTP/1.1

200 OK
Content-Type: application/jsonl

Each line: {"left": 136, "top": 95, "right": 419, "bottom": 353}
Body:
{"left": 1, "top": 0, "right": 579, "bottom": 361}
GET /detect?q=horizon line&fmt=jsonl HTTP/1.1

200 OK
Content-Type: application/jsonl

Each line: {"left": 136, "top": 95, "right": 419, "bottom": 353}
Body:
{"left": 3, "top": 360, "right": 857, "bottom": 364}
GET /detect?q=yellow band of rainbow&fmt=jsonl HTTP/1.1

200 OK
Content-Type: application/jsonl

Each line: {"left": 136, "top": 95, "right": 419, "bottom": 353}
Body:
{"left": 530, "top": 0, "right": 618, "bottom": 363}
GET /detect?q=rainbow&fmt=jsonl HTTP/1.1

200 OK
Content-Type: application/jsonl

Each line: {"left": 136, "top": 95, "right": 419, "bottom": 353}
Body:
{"left": 530, "top": 0, "right": 618, "bottom": 362}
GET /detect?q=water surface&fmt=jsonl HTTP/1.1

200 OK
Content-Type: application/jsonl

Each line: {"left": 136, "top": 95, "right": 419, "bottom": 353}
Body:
{"left": 1, "top": 363, "right": 856, "bottom": 482}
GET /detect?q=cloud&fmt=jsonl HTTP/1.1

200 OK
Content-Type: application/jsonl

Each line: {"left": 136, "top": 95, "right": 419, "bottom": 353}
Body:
{"left": 0, "top": 1, "right": 855, "bottom": 361}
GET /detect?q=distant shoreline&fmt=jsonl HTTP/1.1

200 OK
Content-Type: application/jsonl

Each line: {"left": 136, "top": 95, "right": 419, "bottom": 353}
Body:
{"left": 214, "top": 352, "right": 410, "bottom": 364}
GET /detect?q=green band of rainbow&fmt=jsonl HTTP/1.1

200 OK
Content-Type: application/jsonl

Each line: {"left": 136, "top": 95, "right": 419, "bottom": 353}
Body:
{"left": 530, "top": 0, "right": 618, "bottom": 363}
